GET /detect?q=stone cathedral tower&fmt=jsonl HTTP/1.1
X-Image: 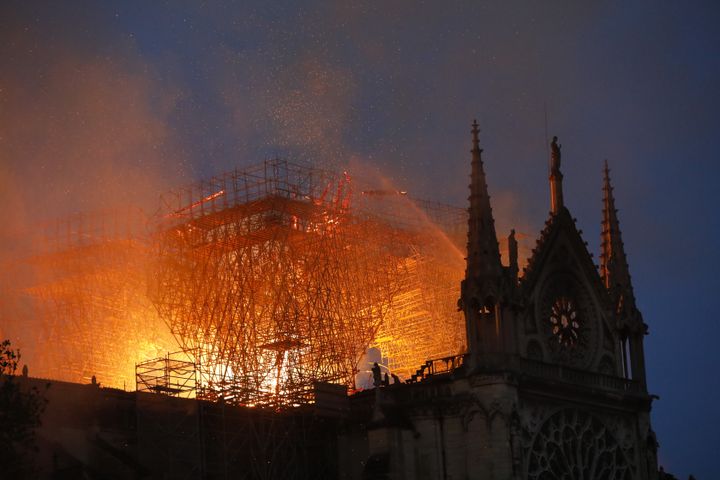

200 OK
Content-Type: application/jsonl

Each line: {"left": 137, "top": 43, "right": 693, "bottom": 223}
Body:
{"left": 349, "top": 122, "right": 659, "bottom": 480}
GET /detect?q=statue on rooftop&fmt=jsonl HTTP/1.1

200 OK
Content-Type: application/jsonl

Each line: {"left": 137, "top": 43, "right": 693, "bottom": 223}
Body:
{"left": 551, "top": 136, "right": 561, "bottom": 172}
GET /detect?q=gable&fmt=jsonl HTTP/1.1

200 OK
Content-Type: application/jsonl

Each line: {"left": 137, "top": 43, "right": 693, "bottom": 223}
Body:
{"left": 521, "top": 208, "right": 605, "bottom": 299}
{"left": 517, "top": 207, "right": 620, "bottom": 374}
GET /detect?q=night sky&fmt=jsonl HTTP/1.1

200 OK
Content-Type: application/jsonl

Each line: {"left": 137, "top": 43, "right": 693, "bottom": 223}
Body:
{"left": 2, "top": 2, "right": 719, "bottom": 477}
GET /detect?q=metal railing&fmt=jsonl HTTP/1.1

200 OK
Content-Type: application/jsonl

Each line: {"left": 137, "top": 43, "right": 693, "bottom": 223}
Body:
{"left": 407, "top": 353, "right": 643, "bottom": 395}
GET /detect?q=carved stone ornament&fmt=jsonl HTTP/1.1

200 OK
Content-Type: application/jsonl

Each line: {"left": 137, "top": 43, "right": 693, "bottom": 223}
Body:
{"left": 538, "top": 273, "right": 599, "bottom": 369}
{"left": 526, "top": 409, "right": 632, "bottom": 480}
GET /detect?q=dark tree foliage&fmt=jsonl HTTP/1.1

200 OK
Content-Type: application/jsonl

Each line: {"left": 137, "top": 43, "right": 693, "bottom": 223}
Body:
{"left": 0, "top": 339, "right": 47, "bottom": 476}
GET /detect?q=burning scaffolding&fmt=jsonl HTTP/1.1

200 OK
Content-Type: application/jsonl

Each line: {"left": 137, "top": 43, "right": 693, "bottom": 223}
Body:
{"left": 147, "top": 159, "right": 466, "bottom": 406}
{"left": 22, "top": 208, "right": 177, "bottom": 387}
{"left": 4, "top": 159, "right": 467, "bottom": 405}
{"left": 356, "top": 195, "right": 467, "bottom": 379}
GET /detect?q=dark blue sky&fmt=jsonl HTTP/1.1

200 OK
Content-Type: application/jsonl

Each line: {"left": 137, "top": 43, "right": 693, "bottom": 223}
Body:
{"left": 2, "top": 2, "right": 719, "bottom": 477}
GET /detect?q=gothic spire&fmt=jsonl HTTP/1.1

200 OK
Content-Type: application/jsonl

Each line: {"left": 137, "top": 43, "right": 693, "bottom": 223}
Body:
{"left": 601, "top": 161, "right": 646, "bottom": 387}
{"left": 549, "top": 136, "right": 564, "bottom": 214}
{"left": 466, "top": 120, "right": 502, "bottom": 281}
{"left": 461, "top": 120, "right": 506, "bottom": 367}
{"left": 601, "top": 160, "right": 635, "bottom": 307}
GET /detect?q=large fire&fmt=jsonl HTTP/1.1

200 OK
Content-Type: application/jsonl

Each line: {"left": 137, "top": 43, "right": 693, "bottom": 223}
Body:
{"left": 0, "top": 159, "right": 467, "bottom": 406}
{"left": 2, "top": 208, "right": 177, "bottom": 388}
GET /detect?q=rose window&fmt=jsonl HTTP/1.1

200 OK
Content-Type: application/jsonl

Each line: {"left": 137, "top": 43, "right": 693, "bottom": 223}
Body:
{"left": 549, "top": 297, "right": 580, "bottom": 347}
{"left": 527, "top": 409, "right": 632, "bottom": 480}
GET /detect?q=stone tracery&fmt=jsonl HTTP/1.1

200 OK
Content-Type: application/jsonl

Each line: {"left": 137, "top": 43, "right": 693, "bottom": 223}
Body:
{"left": 527, "top": 409, "right": 632, "bottom": 480}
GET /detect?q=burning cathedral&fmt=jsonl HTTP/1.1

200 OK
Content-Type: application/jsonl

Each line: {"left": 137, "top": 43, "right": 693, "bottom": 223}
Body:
{"left": 345, "top": 122, "right": 659, "bottom": 479}
{"left": 8, "top": 121, "right": 660, "bottom": 479}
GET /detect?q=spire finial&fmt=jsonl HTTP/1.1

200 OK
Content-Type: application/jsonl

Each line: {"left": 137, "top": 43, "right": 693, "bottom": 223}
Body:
{"left": 549, "top": 135, "right": 564, "bottom": 214}
{"left": 465, "top": 118, "right": 500, "bottom": 280}
{"left": 471, "top": 119, "right": 480, "bottom": 151}
{"left": 550, "top": 136, "right": 561, "bottom": 172}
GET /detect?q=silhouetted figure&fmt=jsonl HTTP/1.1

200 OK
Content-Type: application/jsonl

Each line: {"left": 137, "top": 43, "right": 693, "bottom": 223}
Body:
{"left": 371, "top": 362, "right": 382, "bottom": 387}
{"left": 550, "top": 136, "right": 561, "bottom": 172}
{"left": 21, "top": 364, "right": 28, "bottom": 377}
{"left": 91, "top": 375, "right": 97, "bottom": 387}
{"left": 391, "top": 373, "right": 401, "bottom": 384}
{"left": 383, "top": 373, "right": 390, "bottom": 387}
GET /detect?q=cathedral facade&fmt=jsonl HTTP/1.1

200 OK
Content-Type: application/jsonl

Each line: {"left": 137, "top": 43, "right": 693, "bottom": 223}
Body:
{"left": 344, "top": 122, "right": 659, "bottom": 480}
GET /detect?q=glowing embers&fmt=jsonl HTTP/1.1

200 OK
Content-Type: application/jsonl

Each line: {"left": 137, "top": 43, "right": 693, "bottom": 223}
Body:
{"left": 192, "top": 335, "right": 318, "bottom": 407}
{"left": 166, "top": 189, "right": 226, "bottom": 218}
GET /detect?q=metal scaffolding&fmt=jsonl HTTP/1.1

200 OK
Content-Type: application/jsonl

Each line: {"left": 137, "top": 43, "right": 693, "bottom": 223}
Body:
{"left": 147, "top": 159, "right": 466, "bottom": 406}
{"left": 23, "top": 208, "right": 177, "bottom": 387}
{"left": 8, "top": 159, "right": 466, "bottom": 405}
{"left": 136, "top": 352, "right": 197, "bottom": 397}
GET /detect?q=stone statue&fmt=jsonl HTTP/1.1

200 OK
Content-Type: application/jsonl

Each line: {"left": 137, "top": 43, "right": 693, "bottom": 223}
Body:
{"left": 551, "top": 136, "right": 561, "bottom": 172}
